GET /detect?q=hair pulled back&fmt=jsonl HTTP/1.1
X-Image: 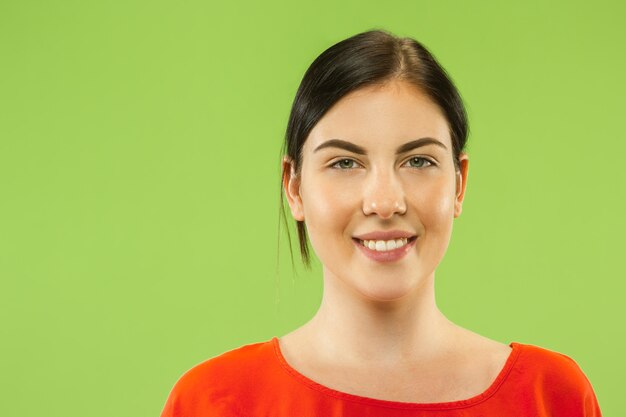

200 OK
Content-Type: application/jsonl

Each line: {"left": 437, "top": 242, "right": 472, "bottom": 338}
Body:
{"left": 280, "top": 29, "right": 469, "bottom": 268}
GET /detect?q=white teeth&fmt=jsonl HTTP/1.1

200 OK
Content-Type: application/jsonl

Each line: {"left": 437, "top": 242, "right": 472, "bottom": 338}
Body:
{"left": 361, "top": 238, "right": 409, "bottom": 252}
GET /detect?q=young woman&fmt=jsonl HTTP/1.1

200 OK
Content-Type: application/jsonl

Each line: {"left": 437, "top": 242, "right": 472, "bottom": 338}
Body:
{"left": 160, "top": 29, "right": 602, "bottom": 416}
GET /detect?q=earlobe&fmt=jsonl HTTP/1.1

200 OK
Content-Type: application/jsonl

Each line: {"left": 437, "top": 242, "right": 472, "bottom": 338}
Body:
{"left": 282, "top": 156, "right": 305, "bottom": 221}
{"left": 454, "top": 153, "right": 469, "bottom": 218}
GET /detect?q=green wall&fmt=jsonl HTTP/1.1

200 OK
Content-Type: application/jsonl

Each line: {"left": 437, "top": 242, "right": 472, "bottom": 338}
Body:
{"left": 1, "top": 1, "right": 622, "bottom": 415}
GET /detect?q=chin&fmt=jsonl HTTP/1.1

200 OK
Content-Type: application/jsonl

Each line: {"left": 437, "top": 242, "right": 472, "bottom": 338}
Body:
{"left": 357, "top": 281, "right": 419, "bottom": 303}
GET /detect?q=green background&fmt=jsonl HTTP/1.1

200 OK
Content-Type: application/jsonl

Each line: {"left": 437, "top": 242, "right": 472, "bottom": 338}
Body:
{"left": 1, "top": 1, "right": 622, "bottom": 415}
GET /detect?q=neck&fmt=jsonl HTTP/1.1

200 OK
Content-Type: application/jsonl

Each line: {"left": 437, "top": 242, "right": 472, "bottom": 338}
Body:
{"left": 299, "top": 267, "right": 458, "bottom": 366}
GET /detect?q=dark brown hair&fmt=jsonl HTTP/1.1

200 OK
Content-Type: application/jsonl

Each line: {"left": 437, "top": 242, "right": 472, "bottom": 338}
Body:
{"left": 280, "top": 29, "right": 469, "bottom": 268}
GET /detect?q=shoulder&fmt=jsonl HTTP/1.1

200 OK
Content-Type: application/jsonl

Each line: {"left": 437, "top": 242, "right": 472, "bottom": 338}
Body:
{"left": 515, "top": 342, "right": 592, "bottom": 385}
{"left": 512, "top": 342, "right": 602, "bottom": 416}
{"left": 171, "top": 341, "right": 270, "bottom": 390}
{"left": 161, "top": 338, "right": 276, "bottom": 417}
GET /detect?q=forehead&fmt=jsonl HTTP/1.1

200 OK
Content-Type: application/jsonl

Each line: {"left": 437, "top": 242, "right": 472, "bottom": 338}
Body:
{"left": 304, "top": 80, "right": 451, "bottom": 152}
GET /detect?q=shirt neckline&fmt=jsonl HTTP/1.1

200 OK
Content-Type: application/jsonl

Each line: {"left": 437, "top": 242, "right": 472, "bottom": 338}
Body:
{"left": 271, "top": 336, "right": 523, "bottom": 410}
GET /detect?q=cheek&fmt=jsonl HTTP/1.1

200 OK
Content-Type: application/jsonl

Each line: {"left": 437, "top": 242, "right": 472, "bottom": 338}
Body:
{"left": 300, "top": 176, "right": 357, "bottom": 245}
{"left": 412, "top": 178, "right": 456, "bottom": 230}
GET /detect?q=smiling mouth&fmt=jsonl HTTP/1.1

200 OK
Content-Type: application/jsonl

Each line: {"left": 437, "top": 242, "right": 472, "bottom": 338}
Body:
{"left": 354, "top": 236, "right": 417, "bottom": 252}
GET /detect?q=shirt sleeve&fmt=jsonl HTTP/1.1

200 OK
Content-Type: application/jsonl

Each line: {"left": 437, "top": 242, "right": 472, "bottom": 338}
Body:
{"left": 159, "top": 364, "right": 244, "bottom": 417}
{"left": 549, "top": 353, "right": 603, "bottom": 417}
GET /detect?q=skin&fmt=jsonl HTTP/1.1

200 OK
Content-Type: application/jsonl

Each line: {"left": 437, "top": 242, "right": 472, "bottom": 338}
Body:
{"left": 281, "top": 79, "right": 512, "bottom": 403}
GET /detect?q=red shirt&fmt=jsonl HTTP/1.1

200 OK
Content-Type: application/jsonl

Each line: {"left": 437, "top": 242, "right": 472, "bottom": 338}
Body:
{"left": 160, "top": 337, "right": 602, "bottom": 416}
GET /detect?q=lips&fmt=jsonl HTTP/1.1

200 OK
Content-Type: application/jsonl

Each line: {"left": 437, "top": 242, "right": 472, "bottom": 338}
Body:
{"left": 352, "top": 235, "right": 417, "bottom": 263}
{"left": 350, "top": 230, "right": 418, "bottom": 262}
{"left": 352, "top": 230, "right": 416, "bottom": 241}
{"left": 356, "top": 237, "right": 416, "bottom": 251}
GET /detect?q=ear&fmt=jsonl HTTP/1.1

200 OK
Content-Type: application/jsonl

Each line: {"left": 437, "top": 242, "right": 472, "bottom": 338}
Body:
{"left": 282, "top": 156, "right": 305, "bottom": 221}
{"left": 454, "top": 152, "right": 469, "bottom": 218}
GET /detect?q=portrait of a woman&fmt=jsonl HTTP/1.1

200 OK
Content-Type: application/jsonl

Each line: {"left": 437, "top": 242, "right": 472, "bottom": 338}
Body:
{"left": 160, "top": 29, "right": 602, "bottom": 416}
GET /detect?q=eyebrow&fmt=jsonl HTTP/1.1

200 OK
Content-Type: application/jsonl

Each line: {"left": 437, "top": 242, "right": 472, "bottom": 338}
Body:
{"left": 313, "top": 137, "right": 447, "bottom": 155}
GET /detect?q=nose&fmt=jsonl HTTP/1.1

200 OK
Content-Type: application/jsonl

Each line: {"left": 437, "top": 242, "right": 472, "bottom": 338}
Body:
{"left": 362, "top": 167, "right": 407, "bottom": 219}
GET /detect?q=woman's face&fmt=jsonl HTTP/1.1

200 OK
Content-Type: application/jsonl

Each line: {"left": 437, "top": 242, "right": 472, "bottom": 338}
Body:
{"left": 283, "top": 80, "right": 469, "bottom": 302}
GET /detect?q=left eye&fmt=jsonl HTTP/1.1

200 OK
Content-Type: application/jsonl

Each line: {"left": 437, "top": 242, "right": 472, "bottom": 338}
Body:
{"left": 404, "top": 157, "right": 433, "bottom": 168}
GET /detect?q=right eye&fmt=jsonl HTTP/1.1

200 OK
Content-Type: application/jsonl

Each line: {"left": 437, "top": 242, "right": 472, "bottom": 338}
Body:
{"left": 331, "top": 159, "right": 360, "bottom": 169}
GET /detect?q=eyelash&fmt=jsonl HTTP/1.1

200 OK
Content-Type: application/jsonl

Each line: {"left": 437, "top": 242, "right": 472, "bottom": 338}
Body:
{"left": 330, "top": 157, "right": 436, "bottom": 170}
